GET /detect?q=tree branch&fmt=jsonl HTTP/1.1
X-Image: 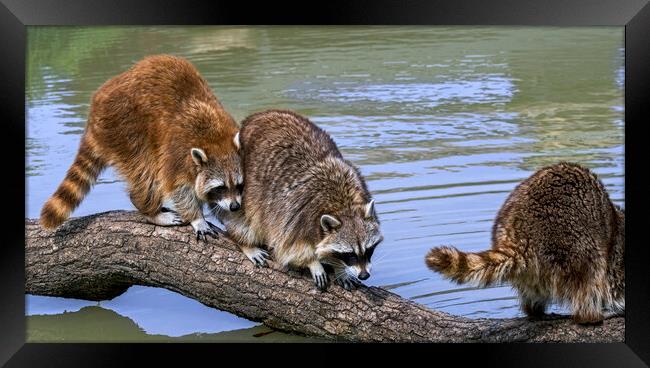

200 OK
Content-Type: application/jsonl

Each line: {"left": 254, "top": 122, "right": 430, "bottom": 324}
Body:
{"left": 25, "top": 211, "right": 624, "bottom": 342}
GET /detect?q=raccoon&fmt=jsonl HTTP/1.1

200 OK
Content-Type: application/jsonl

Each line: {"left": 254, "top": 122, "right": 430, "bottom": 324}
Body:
{"left": 426, "top": 162, "right": 624, "bottom": 324}
{"left": 215, "top": 109, "right": 383, "bottom": 291}
{"left": 40, "top": 55, "right": 243, "bottom": 240}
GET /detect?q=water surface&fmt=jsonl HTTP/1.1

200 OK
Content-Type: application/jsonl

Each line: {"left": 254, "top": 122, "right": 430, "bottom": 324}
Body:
{"left": 26, "top": 26, "right": 624, "bottom": 341}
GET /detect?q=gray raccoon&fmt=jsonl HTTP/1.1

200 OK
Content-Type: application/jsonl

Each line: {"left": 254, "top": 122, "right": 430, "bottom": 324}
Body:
{"left": 426, "top": 162, "right": 624, "bottom": 324}
{"left": 216, "top": 109, "right": 383, "bottom": 291}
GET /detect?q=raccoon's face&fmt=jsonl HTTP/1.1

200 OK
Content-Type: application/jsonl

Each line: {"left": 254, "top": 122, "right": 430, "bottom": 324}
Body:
{"left": 316, "top": 200, "right": 383, "bottom": 281}
{"left": 191, "top": 145, "right": 243, "bottom": 212}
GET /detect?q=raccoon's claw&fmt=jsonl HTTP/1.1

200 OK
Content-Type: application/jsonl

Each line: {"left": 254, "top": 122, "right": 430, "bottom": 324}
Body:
{"left": 251, "top": 251, "right": 269, "bottom": 267}
{"left": 195, "top": 230, "right": 215, "bottom": 242}
{"left": 308, "top": 261, "right": 328, "bottom": 291}
{"left": 243, "top": 247, "right": 269, "bottom": 267}
{"left": 313, "top": 273, "right": 329, "bottom": 291}
{"left": 335, "top": 274, "right": 361, "bottom": 291}
{"left": 169, "top": 213, "right": 184, "bottom": 226}
{"left": 338, "top": 279, "right": 357, "bottom": 291}
{"left": 191, "top": 219, "right": 218, "bottom": 242}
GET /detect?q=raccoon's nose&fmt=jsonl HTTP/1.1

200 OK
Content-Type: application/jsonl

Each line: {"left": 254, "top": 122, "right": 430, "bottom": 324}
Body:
{"left": 358, "top": 271, "right": 370, "bottom": 280}
{"left": 230, "top": 202, "right": 241, "bottom": 211}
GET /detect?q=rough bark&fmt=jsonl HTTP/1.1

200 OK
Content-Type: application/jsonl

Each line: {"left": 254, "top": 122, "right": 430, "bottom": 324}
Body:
{"left": 25, "top": 211, "right": 624, "bottom": 342}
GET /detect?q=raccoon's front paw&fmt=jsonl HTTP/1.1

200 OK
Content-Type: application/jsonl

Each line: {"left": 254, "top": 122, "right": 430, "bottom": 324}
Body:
{"left": 242, "top": 247, "right": 269, "bottom": 267}
{"left": 308, "top": 261, "right": 328, "bottom": 291}
{"left": 335, "top": 272, "right": 361, "bottom": 291}
{"left": 191, "top": 218, "right": 219, "bottom": 241}
{"left": 313, "top": 272, "right": 329, "bottom": 291}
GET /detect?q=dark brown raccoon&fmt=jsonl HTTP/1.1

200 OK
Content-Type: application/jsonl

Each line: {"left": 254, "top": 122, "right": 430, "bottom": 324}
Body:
{"left": 426, "top": 162, "right": 624, "bottom": 324}
{"left": 216, "top": 109, "right": 383, "bottom": 291}
{"left": 40, "top": 55, "right": 243, "bottom": 239}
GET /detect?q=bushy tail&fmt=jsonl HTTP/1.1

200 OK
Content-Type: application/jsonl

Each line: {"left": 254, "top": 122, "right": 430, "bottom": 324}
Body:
{"left": 40, "top": 137, "right": 105, "bottom": 229}
{"left": 425, "top": 245, "right": 520, "bottom": 287}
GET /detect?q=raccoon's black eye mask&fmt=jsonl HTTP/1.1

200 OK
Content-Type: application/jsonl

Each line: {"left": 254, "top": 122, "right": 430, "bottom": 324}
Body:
{"left": 207, "top": 186, "right": 226, "bottom": 200}
{"left": 210, "top": 185, "right": 226, "bottom": 192}
{"left": 336, "top": 252, "right": 359, "bottom": 265}
{"left": 365, "top": 247, "right": 375, "bottom": 259}
{"left": 364, "top": 238, "right": 383, "bottom": 259}
{"left": 335, "top": 249, "right": 377, "bottom": 265}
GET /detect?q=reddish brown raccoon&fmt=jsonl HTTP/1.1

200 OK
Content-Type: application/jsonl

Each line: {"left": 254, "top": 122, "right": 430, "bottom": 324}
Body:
{"left": 40, "top": 55, "right": 243, "bottom": 239}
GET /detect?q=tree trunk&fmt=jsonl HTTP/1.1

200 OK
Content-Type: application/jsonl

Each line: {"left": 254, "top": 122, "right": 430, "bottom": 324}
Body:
{"left": 25, "top": 211, "right": 624, "bottom": 342}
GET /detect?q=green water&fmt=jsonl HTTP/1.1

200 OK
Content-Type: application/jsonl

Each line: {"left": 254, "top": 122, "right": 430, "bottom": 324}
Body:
{"left": 26, "top": 26, "right": 624, "bottom": 342}
{"left": 27, "top": 306, "right": 327, "bottom": 343}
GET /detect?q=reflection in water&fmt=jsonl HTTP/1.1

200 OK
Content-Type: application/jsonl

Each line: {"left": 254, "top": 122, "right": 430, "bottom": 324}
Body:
{"left": 26, "top": 26, "right": 624, "bottom": 341}
{"left": 27, "top": 305, "right": 325, "bottom": 342}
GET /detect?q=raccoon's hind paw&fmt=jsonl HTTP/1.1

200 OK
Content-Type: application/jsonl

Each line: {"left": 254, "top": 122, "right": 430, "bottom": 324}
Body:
{"left": 603, "top": 309, "right": 625, "bottom": 319}
{"left": 242, "top": 247, "right": 269, "bottom": 267}
{"left": 148, "top": 211, "right": 185, "bottom": 226}
{"left": 573, "top": 310, "right": 604, "bottom": 325}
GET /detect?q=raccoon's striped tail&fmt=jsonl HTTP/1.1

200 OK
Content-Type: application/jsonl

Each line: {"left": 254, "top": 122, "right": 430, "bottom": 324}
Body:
{"left": 40, "top": 136, "right": 105, "bottom": 229}
{"left": 425, "top": 245, "right": 520, "bottom": 287}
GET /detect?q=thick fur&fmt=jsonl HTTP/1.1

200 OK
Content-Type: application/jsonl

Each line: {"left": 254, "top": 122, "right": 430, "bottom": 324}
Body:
{"left": 40, "top": 55, "right": 242, "bottom": 235}
{"left": 426, "top": 162, "right": 624, "bottom": 324}
{"left": 217, "top": 109, "right": 382, "bottom": 290}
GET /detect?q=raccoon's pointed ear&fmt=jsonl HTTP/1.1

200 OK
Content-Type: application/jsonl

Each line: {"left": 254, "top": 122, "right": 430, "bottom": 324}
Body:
{"left": 364, "top": 199, "right": 377, "bottom": 219}
{"left": 320, "top": 214, "right": 341, "bottom": 232}
{"left": 233, "top": 132, "right": 241, "bottom": 150}
{"left": 191, "top": 148, "right": 208, "bottom": 166}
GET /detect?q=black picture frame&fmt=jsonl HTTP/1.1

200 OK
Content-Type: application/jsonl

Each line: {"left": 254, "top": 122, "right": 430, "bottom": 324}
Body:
{"left": 2, "top": 0, "right": 649, "bottom": 366}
